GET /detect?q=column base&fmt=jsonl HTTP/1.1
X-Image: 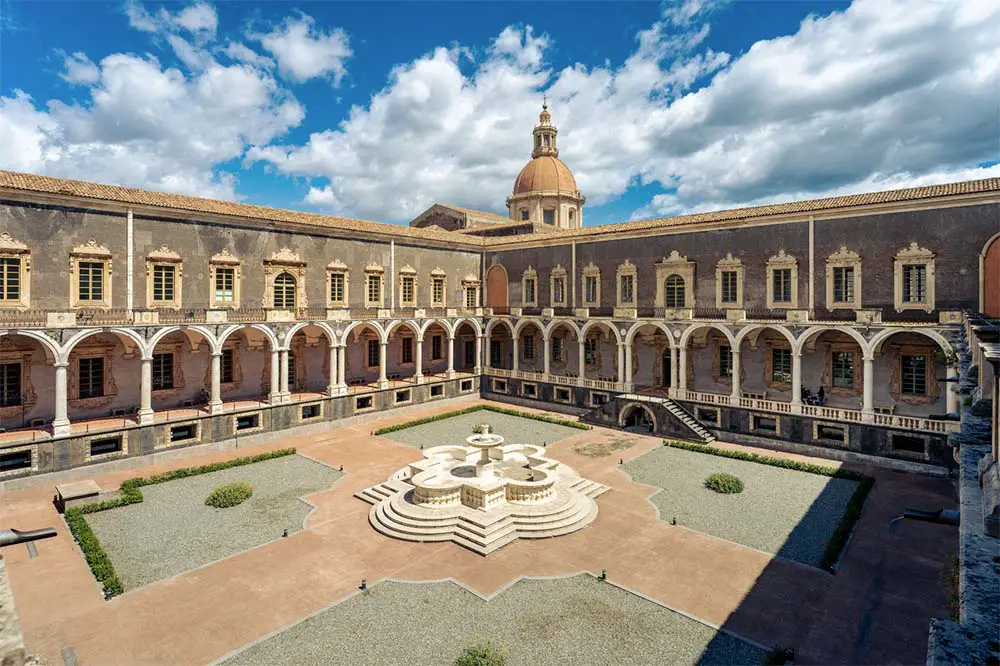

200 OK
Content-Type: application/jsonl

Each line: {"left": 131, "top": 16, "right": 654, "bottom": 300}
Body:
{"left": 730, "top": 395, "right": 740, "bottom": 406}
{"left": 415, "top": 374, "right": 424, "bottom": 385}
{"left": 138, "top": 409, "right": 155, "bottom": 425}
{"left": 378, "top": 380, "right": 390, "bottom": 390}
{"left": 268, "top": 393, "right": 281, "bottom": 405}
{"left": 51, "top": 420, "right": 71, "bottom": 437}
{"left": 790, "top": 402, "right": 802, "bottom": 415}
{"left": 210, "top": 401, "right": 224, "bottom": 415}
{"left": 446, "top": 370, "right": 456, "bottom": 379}
{"left": 861, "top": 409, "right": 875, "bottom": 424}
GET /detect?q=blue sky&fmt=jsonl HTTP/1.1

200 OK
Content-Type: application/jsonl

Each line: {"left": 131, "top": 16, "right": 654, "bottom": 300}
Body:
{"left": 1, "top": 0, "right": 997, "bottom": 226}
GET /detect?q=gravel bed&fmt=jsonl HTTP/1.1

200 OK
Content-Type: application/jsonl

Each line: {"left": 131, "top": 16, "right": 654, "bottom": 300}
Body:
{"left": 624, "top": 446, "right": 857, "bottom": 567}
{"left": 381, "top": 411, "right": 581, "bottom": 450}
{"left": 222, "top": 575, "right": 765, "bottom": 666}
{"left": 85, "top": 454, "right": 342, "bottom": 591}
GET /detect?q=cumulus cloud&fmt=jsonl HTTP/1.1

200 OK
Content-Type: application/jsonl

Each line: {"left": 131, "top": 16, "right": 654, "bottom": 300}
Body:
{"left": 60, "top": 51, "right": 100, "bottom": 85}
{"left": 252, "top": 14, "right": 352, "bottom": 85}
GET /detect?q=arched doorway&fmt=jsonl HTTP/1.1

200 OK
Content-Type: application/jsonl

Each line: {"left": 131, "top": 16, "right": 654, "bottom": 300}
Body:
{"left": 486, "top": 265, "right": 508, "bottom": 313}
{"left": 983, "top": 234, "right": 1000, "bottom": 317}
{"left": 621, "top": 404, "right": 655, "bottom": 433}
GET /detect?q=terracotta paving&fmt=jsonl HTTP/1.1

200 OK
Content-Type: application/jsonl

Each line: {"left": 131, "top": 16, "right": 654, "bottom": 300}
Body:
{"left": 1, "top": 399, "right": 957, "bottom": 665}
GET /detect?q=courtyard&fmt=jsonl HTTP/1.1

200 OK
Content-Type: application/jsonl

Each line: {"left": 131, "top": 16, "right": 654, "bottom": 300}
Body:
{"left": 1, "top": 399, "right": 958, "bottom": 665}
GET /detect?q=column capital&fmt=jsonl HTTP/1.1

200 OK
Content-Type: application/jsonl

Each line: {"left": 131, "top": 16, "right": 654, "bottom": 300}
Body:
{"left": 53, "top": 361, "right": 69, "bottom": 369}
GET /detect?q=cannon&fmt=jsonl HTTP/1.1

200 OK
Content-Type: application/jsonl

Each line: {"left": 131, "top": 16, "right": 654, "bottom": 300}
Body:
{"left": 0, "top": 527, "right": 57, "bottom": 548}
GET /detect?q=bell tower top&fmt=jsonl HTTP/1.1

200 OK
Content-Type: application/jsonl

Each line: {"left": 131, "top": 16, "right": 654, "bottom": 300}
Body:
{"left": 531, "top": 98, "right": 559, "bottom": 159}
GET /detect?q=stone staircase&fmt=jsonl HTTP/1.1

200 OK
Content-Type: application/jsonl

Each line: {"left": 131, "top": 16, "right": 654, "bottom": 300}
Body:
{"left": 581, "top": 393, "right": 716, "bottom": 444}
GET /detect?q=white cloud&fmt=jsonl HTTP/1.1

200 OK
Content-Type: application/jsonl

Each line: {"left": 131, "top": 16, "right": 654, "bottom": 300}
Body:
{"left": 224, "top": 41, "right": 275, "bottom": 69}
{"left": 253, "top": 14, "right": 352, "bottom": 85}
{"left": 60, "top": 51, "right": 100, "bottom": 85}
{"left": 127, "top": 1, "right": 217, "bottom": 40}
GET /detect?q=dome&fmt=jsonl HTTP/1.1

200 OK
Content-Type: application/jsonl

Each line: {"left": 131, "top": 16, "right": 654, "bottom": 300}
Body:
{"left": 512, "top": 156, "right": 579, "bottom": 196}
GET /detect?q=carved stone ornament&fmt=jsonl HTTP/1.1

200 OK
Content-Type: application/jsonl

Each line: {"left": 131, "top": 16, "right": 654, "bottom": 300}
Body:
{"left": 327, "top": 258, "right": 348, "bottom": 269}
{"left": 71, "top": 238, "right": 112, "bottom": 257}
{"left": 265, "top": 247, "right": 304, "bottom": 266}
{"left": 828, "top": 246, "right": 861, "bottom": 263}
{"left": 717, "top": 252, "right": 742, "bottom": 268}
{"left": 147, "top": 245, "right": 182, "bottom": 262}
{"left": 895, "top": 242, "right": 935, "bottom": 261}
{"left": 582, "top": 262, "right": 600, "bottom": 276}
{"left": 523, "top": 266, "right": 538, "bottom": 279}
{"left": 657, "top": 250, "right": 690, "bottom": 265}
{"left": 0, "top": 232, "right": 29, "bottom": 253}
{"left": 399, "top": 264, "right": 417, "bottom": 274}
{"left": 365, "top": 262, "right": 385, "bottom": 273}
{"left": 462, "top": 273, "right": 481, "bottom": 285}
{"left": 430, "top": 267, "right": 446, "bottom": 277}
{"left": 768, "top": 249, "right": 797, "bottom": 266}
{"left": 210, "top": 248, "right": 241, "bottom": 264}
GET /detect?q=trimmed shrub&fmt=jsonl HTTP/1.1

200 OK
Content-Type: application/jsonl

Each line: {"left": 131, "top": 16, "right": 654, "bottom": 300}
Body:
{"left": 205, "top": 481, "right": 254, "bottom": 508}
{"left": 705, "top": 472, "right": 744, "bottom": 494}
{"left": 375, "top": 405, "right": 587, "bottom": 436}
{"left": 663, "top": 440, "right": 875, "bottom": 571}
{"left": 454, "top": 640, "right": 508, "bottom": 666}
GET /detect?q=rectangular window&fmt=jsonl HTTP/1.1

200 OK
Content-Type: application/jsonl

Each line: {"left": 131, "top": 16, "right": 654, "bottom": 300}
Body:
{"left": 832, "top": 351, "right": 854, "bottom": 389}
{"left": 892, "top": 434, "right": 925, "bottom": 454}
{"left": 236, "top": 414, "right": 260, "bottom": 431}
{"left": 366, "top": 274, "right": 382, "bottom": 305}
{"left": 619, "top": 275, "right": 634, "bottom": 304}
{"left": 465, "top": 287, "right": 477, "bottom": 308}
{"left": 300, "top": 403, "right": 320, "bottom": 419}
{"left": 543, "top": 209, "right": 555, "bottom": 225}
{"left": 520, "top": 209, "right": 529, "bottom": 221}
{"left": 720, "top": 271, "right": 738, "bottom": 304}
{"left": 752, "top": 415, "right": 778, "bottom": 433}
{"left": 0, "top": 362, "right": 21, "bottom": 407}
{"left": 215, "top": 267, "right": 234, "bottom": 303}
{"left": 901, "top": 355, "right": 927, "bottom": 395}
{"left": 329, "top": 272, "right": 345, "bottom": 304}
{"left": 356, "top": 395, "right": 373, "bottom": 410}
{"left": 152, "top": 353, "right": 174, "bottom": 391}
{"left": 432, "top": 277, "right": 445, "bottom": 305}
{"left": 78, "top": 261, "right": 105, "bottom": 302}
{"left": 221, "top": 348, "right": 234, "bottom": 384}
{"left": 367, "top": 339, "right": 380, "bottom": 368}
{"left": 0, "top": 258, "right": 21, "bottom": 301}
{"left": 401, "top": 337, "right": 413, "bottom": 364}
{"left": 718, "top": 345, "right": 732, "bottom": 378}
{"left": 584, "top": 276, "right": 598, "bottom": 304}
{"left": 287, "top": 352, "right": 296, "bottom": 388}
{"left": 90, "top": 436, "right": 122, "bottom": 456}
{"left": 552, "top": 277, "right": 565, "bottom": 304}
{"left": 490, "top": 340, "right": 502, "bottom": 367}
{"left": 584, "top": 338, "right": 598, "bottom": 366}
{"left": 78, "top": 357, "right": 105, "bottom": 399}
{"left": 833, "top": 267, "right": 854, "bottom": 303}
{"left": 772, "top": 268, "right": 792, "bottom": 304}
{"left": 817, "top": 425, "right": 845, "bottom": 443}
{"left": 431, "top": 335, "right": 443, "bottom": 361}
{"left": 552, "top": 336, "right": 565, "bottom": 363}
{"left": 523, "top": 334, "right": 535, "bottom": 360}
{"left": 524, "top": 278, "right": 536, "bottom": 304}
{"left": 902, "top": 265, "right": 926, "bottom": 303}
{"left": 0, "top": 449, "right": 31, "bottom": 473}
{"left": 771, "top": 348, "right": 791, "bottom": 383}
{"left": 169, "top": 424, "right": 197, "bottom": 442}
{"left": 401, "top": 276, "right": 415, "bottom": 305}
{"left": 152, "top": 265, "right": 175, "bottom": 303}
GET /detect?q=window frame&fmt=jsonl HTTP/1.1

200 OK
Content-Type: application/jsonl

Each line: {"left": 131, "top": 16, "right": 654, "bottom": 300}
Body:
{"left": 893, "top": 243, "right": 935, "bottom": 313}
{"left": 365, "top": 265, "right": 385, "bottom": 309}
{"left": 616, "top": 260, "right": 637, "bottom": 307}
{"left": 522, "top": 267, "right": 538, "bottom": 307}
{"left": 398, "top": 265, "right": 417, "bottom": 307}
{"left": 208, "top": 249, "right": 241, "bottom": 309}
{"left": 715, "top": 253, "right": 743, "bottom": 309}
{"left": 825, "top": 246, "right": 862, "bottom": 310}
{"left": 429, "top": 268, "right": 446, "bottom": 307}
{"left": 326, "top": 259, "right": 349, "bottom": 308}
{"left": 550, "top": 264, "right": 567, "bottom": 307}
{"left": 0, "top": 232, "right": 30, "bottom": 309}
{"left": 766, "top": 250, "right": 798, "bottom": 309}
{"left": 145, "top": 245, "right": 183, "bottom": 309}
{"left": 581, "top": 262, "right": 601, "bottom": 307}
{"left": 263, "top": 248, "right": 307, "bottom": 311}
{"left": 70, "top": 238, "right": 112, "bottom": 310}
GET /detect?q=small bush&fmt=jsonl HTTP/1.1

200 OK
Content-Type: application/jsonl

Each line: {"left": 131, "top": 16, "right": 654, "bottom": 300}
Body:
{"left": 454, "top": 640, "right": 508, "bottom": 666}
{"left": 205, "top": 481, "right": 254, "bottom": 508}
{"left": 705, "top": 472, "right": 744, "bottom": 494}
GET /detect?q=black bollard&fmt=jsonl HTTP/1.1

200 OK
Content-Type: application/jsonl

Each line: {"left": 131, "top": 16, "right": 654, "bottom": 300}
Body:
{"left": 360, "top": 578, "right": 367, "bottom": 591}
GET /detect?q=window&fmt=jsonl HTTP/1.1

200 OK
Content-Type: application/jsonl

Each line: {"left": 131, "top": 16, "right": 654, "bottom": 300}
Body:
{"left": 552, "top": 277, "right": 565, "bottom": 304}
{"left": 71, "top": 238, "right": 111, "bottom": 308}
{"left": 79, "top": 357, "right": 104, "bottom": 399}
{"left": 520, "top": 209, "right": 529, "bottom": 221}
{"left": 220, "top": 349, "right": 235, "bottom": 384}
{"left": 892, "top": 434, "right": 925, "bottom": 454}
{"left": 152, "top": 353, "right": 174, "bottom": 391}
{"left": 90, "top": 436, "right": 123, "bottom": 456}
{"left": 720, "top": 271, "right": 738, "bottom": 304}
{"left": 619, "top": 274, "right": 634, "bottom": 304}
{"left": 431, "top": 277, "right": 445, "bottom": 306}
{"left": 214, "top": 267, "right": 234, "bottom": 303}
{"left": 0, "top": 449, "right": 31, "bottom": 474}
{"left": 236, "top": 414, "right": 260, "bottom": 431}
{"left": 772, "top": 268, "right": 792, "bottom": 304}
{"left": 465, "top": 286, "right": 477, "bottom": 308}
{"left": 816, "top": 425, "right": 845, "bottom": 443}
{"left": 0, "top": 362, "right": 21, "bottom": 407}
{"left": 273, "top": 272, "right": 296, "bottom": 309}
{"left": 901, "top": 355, "right": 927, "bottom": 395}
{"left": 401, "top": 275, "right": 415, "bottom": 305}
{"left": 523, "top": 334, "right": 535, "bottom": 360}
{"left": 401, "top": 337, "right": 413, "bottom": 364}
{"left": 665, "top": 275, "right": 685, "bottom": 308}
{"left": 0, "top": 258, "right": 21, "bottom": 302}
{"left": 490, "top": 340, "right": 502, "bottom": 367}
{"left": 832, "top": 351, "right": 854, "bottom": 389}
{"left": 431, "top": 335, "right": 443, "bottom": 361}
{"left": 584, "top": 275, "right": 598, "bottom": 305}
{"left": 367, "top": 339, "right": 380, "bottom": 368}
{"left": 569, "top": 209, "right": 575, "bottom": 224}
{"left": 329, "top": 272, "right": 345, "bottom": 304}
{"left": 584, "top": 338, "right": 598, "bottom": 366}
{"left": 552, "top": 336, "right": 565, "bottom": 363}
{"left": 153, "top": 264, "right": 176, "bottom": 303}
{"left": 752, "top": 415, "right": 778, "bottom": 433}
{"left": 718, "top": 345, "right": 732, "bottom": 378}
{"left": 833, "top": 267, "right": 854, "bottom": 303}
{"left": 543, "top": 209, "right": 555, "bottom": 225}
{"left": 79, "top": 262, "right": 105, "bottom": 302}
{"left": 771, "top": 348, "right": 791, "bottom": 383}
{"left": 366, "top": 271, "right": 383, "bottom": 307}
{"left": 287, "top": 352, "right": 296, "bottom": 388}
{"left": 902, "top": 265, "right": 926, "bottom": 303}
{"left": 524, "top": 278, "right": 536, "bottom": 304}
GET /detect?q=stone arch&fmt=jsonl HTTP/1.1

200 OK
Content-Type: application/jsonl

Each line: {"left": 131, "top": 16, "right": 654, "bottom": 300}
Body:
{"left": 734, "top": 324, "right": 796, "bottom": 350}
{"left": 146, "top": 325, "right": 219, "bottom": 359}
{"left": 2, "top": 330, "right": 59, "bottom": 363}
{"left": 420, "top": 318, "right": 455, "bottom": 338}
{"left": 60, "top": 327, "right": 146, "bottom": 364}
{"left": 216, "top": 324, "right": 279, "bottom": 354}
{"left": 384, "top": 319, "right": 422, "bottom": 342}
{"left": 625, "top": 321, "right": 671, "bottom": 347}
{"left": 619, "top": 402, "right": 657, "bottom": 432}
{"left": 485, "top": 318, "right": 515, "bottom": 338}
{"left": 544, "top": 318, "right": 581, "bottom": 339}
{"left": 580, "top": 319, "right": 623, "bottom": 345}
{"left": 679, "top": 322, "right": 735, "bottom": 349}
{"left": 513, "top": 318, "right": 546, "bottom": 339}
{"left": 868, "top": 327, "right": 955, "bottom": 360}
{"left": 451, "top": 317, "right": 482, "bottom": 337}
{"left": 486, "top": 264, "right": 509, "bottom": 311}
{"left": 981, "top": 232, "right": 1000, "bottom": 317}
{"left": 287, "top": 321, "right": 336, "bottom": 346}
{"left": 794, "top": 325, "right": 870, "bottom": 359}
{"left": 340, "top": 320, "right": 386, "bottom": 347}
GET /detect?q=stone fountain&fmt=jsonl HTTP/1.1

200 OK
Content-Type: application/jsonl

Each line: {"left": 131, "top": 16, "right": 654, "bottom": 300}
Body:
{"left": 356, "top": 427, "right": 609, "bottom": 555}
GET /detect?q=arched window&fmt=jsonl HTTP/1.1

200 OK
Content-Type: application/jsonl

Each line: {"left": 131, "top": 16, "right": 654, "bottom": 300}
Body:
{"left": 274, "top": 272, "right": 296, "bottom": 309}
{"left": 665, "top": 275, "right": 685, "bottom": 308}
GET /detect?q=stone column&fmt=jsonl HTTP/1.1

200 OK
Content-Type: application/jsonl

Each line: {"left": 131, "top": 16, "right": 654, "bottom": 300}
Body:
{"left": 678, "top": 346, "right": 688, "bottom": 393}
{"left": 862, "top": 356, "right": 874, "bottom": 419}
{"left": 327, "top": 345, "right": 338, "bottom": 396}
{"left": 617, "top": 342, "right": 624, "bottom": 387}
{"left": 138, "top": 357, "right": 154, "bottom": 425}
{"left": 415, "top": 337, "right": 424, "bottom": 384}
{"left": 624, "top": 342, "right": 633, "bottom": 392}
{"left": 337, "top": 345, "right": 347, "bottom": 392}
{"left": 379, "top": 341, "right": 389, "bottom": 388}
{"left": 269, "top": 350, "right": 280, "bottom": 403}
{"left": 512, "top": 336, "right": 519, "bottom": 372}
{"left": 946, "top": 365, "right": 959, "bottom": 414}
{"left": 278, "top": 349, "right": 290, "bottom": 401}
{"left": 446, "top": 335, "right": 455, "bottom": 378}
{"left": 543, "top": 333, "right": 551, "bottom": 377}
{"left": 52, "top": 362, "right": 70, "bottom": 436}
{"left": 669, "top": 346, "right": 679, "bottom": 396}
{"left": 577, "top": 338, "right": 586, "bottom": 387}
{"left": 210, "top": 351, "right": 223, "bottom": 414}
{"left": 730, "top": 349, "right": 741, "bottom": 402}
{"left": 474, "top": 335, "right": 482, "bottom": 375}
{"left": 791, "top": 351, "right": 802, "bottom": 413}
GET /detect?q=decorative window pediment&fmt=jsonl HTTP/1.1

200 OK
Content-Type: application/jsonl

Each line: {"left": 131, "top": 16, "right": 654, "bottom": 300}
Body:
{"left": 582, "top": 262, "right": 601, "bottom": 307}
{"left": 550, "top": 264, "right": 568, "bottom": 306}
{"left": 655, "top": 251, "right": 695, "bottom": 310}
{"left": 326, "top": 259, "right": 349, "bottom": 308}
{"left": 210, "top": 248, "right": 241, "bottom": 265}
{"left": 399, "top": 266, "right": 418, "bottom": 307}
{"left": 69, "top": 239, "right": 114, "bottom": 310}
{"left": 766, "top": 250, "right": 798, "bottom": 309}
{"left": 430, "top": 267, "right": 446, "bottom": 277}
{"left": 365, "top": 262, "right": 385, "bottom": 273}
{"left": 825, "top": 246, "right": 862, "bottom": 310}
{"left": 265, "top": 247, "right": 305, "bottom": 267}
{"left": 209, "top": 249, "right": 241, "bottom": 308}
{"left": 715, "top": 253, "right": 744, "bottom": 309}
{"left": 0, "top": 232, "right": 31, "bottom": 309}
{"left": 461, "top": 273, "right": 480, "bottom": 285}
{"left": 399, "top": 264, "right": 417, "bottom": 274}
{"left": 616, "top": 260, "right": 637, "bottom": 307}
{"left": 71, "top": 238, "right": 112, "bottom": 258}
{"left": 262, "top": 249, "right": 306, "bottom": 309}
{"left": 522, "top": 266, "right": 538, "bottom": 307}
{"left": 147, "top": 245, "right": 182, "bottom": 263}
{"left": 893, "top": 242, "right": 936, "bottom": 313}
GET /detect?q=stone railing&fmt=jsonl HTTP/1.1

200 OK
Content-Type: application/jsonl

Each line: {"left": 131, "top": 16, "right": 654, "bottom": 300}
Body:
{"left": 484, "top": 368, "right": 623, "bottom": 392}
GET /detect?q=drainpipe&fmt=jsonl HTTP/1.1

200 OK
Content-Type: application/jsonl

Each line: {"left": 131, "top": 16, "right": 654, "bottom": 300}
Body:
{"left": 390, "top": 239, "right": 395, "bottom": 311}
{"left": 127, "top": 208, "right": 134, "bottom": 314}
{"left": 808, "top": 214, "right": 815, "bottom": 317}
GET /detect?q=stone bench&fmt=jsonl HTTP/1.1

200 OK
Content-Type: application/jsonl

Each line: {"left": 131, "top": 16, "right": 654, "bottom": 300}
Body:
{"left": 55, "top": 480, "right": 102, "bottom": 512}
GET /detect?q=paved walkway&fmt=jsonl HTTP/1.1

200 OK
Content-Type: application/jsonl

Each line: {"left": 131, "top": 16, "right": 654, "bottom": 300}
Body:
{"left": 1, "top": 399, "right": 957, "bottom": 665}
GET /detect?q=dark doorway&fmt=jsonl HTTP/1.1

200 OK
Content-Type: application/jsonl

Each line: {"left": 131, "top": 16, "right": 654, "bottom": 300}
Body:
{"left": 463, "top": 340, "right": 476, "bottom": 368}
{"left": 622, "top": 405, "right": 654, "bottom": 433}
{"left": 661, "top": 349, "right": 672, "bottom": 388}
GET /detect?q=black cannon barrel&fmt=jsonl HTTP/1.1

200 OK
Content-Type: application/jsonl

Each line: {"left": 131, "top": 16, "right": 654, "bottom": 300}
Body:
{"left": 0, "top": 527, "right": 58, "bottom": 548}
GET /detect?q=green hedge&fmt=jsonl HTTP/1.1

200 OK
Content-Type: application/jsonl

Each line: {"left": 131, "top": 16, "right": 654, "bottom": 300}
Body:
{"left": 374, "top": 405, "right": 588, "bottom": 435}
{"left": 705, "top": 472, "right": 744, "bottom": 494}
{"left": 663, "top": 440, "right": 875, "bottom": 570}
{"left": 64, "top": 447, "right": 296, "bottom": 597}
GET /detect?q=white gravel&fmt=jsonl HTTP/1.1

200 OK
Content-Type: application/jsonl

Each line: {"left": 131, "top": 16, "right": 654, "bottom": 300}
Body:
{"left": 84, "top": 454, "right": 342, "bottom": 591}
{"left": 382, "top": 411, "right": 582, "bottom": 450}
{"left": 623, "top": 446, "right": 858, "bottom": 567}
{"left": 221, "top": 575, "right": 765, "bottom": 666}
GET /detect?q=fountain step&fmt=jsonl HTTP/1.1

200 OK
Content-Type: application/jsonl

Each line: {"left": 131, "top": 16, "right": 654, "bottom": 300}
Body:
{"left": 567, "top": 479, "right": 610, "bottom": 499}
{"left": 376, "top": 501, "right": 461, "bottom": 533}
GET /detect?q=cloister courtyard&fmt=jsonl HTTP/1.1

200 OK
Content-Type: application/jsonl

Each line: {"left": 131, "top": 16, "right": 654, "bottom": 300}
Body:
{"left": 0, "top": 398, "right": 957, "bottom": 665}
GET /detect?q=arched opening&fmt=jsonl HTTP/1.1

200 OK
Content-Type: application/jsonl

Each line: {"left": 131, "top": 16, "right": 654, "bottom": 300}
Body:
{"left": 515, "top": 321, "right": 545, "bottom": 373}
{"left": 665, "top": 275, "right": 685, "bottom": 309}
{"left": 148, "top": 330, "right": 213, "bottom": 413}
{"left": 486, "top": 265, "right": 509, "bottom": 313}
{"left": 0, "top": 334, "right": 56, "bottom": 431}
{"left": 488, "top": 320, "right": 514, "bottom": 370}
{"left": 621, "top": 404, "right": 655, "bottom": 433}
{"left": 736, "top": 326, "right": 796, "bottom": 402}
{"left": 984, "top": 234, "right": 1000, "bottom": 317}
{"left": 64, "top": 331, "right": 143, "bottom": 423}
{"left": 580, "top": 322, "right": 619, "bottom": 383}
{"left": 453, "top": 321, "right": 479, "bottom": 372}
{"left": 345, "top": 323, "right": 383, "bottom": 387}
{"left": 216, "top": 327, "right": 274, "bottom": 403}
{"left": 797, "top": 329, "right": 866, "bottom": 409}
{"left": 384, "top": 321, "right": 422, "bottom": 383}
{"left": 870, "top": 331, "right": 949, "bottom": 417}
{"left": 628, "top": 323, "right": 671, "bottom": 392}
{"left": 423, "top": 322, "right": 450, "bottom": 379}
{"left": 684, "top": 326, "right": 734, "bottom": 396}
{"left": 273, "top": 272, "right": 296, "bottom": 309}
{"left": 287, "top": 325, "right": 335, "bottom": 395}
{"left": 547, "top": 322, "right": 578, "bottom": 377}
